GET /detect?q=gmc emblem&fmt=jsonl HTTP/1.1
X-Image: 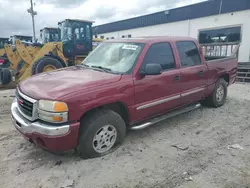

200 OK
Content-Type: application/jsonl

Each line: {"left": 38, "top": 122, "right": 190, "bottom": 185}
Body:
{"left": 17, "top": 98, "right": 23, "bottom": 106}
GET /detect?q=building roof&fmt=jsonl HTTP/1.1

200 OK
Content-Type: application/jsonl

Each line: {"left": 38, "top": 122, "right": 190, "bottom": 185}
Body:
{"left": 93, "top": 0, "right": 250, "bottom": 35}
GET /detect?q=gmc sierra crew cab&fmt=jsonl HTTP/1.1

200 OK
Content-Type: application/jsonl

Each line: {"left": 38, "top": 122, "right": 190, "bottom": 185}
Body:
{"left": 11, "top": 37, "right": 238, "bottom": 159}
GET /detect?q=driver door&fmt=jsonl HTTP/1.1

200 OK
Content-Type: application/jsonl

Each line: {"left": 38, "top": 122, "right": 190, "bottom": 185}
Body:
{"left": 73, "top": 24, "right": 92, "bottom": 56}
{"left": 133, "top": 42, "right": 182, "bottom": 121}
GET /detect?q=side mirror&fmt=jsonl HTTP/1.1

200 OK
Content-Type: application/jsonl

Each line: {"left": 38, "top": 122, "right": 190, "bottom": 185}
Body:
{"left": 140, "top": 64, "right": 162, "bottom": 76}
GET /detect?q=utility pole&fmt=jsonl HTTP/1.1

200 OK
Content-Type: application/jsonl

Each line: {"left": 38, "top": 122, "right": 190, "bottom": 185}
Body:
{"left": 27, "top": 0, "right": 37, "bottom": 42}
{"left": 219, "top": 0, "right": 223, "bottom": 15}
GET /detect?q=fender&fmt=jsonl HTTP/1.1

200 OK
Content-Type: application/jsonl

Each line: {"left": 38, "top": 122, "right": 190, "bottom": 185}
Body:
{"left": 69, "top": 94, "right": 133, "bottom": 121}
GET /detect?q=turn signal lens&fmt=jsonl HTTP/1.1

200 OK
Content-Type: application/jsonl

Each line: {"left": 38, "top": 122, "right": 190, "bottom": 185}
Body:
{"left": 54, "top": 102, "right": 68, "bottom": 112}
{"left": 52, "top": 116, "right": 63, "bottom": 122}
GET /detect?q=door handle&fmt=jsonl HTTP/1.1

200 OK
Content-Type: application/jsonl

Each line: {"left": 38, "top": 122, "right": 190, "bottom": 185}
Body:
{"left": 197, "top": 71, "right": 204, "bottom": 76}
{"left": 173, "top": 75, "right": 180, "bottom": 81}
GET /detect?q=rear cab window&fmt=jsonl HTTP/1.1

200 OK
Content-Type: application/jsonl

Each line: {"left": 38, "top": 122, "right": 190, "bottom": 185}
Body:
{"left": 142, "top": 42, "right": 176, "bottom": 71}
{"left": 176, "top": 41, "right": 201, "bottom": 67}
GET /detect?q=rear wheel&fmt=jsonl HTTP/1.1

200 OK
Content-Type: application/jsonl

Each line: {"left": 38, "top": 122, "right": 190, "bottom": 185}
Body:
{"left": 76, "top": 109, "right": 126, "bottom": 159}
{"left": 201, "top": 78, "right": 228, "bottom": 107}
{"left": 32, "top": 56, "right": 63, "bottom": 75}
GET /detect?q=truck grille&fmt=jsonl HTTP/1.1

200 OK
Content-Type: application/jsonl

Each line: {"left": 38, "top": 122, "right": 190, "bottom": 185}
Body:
{"left": 16, "top": 90, "right": 34, "bottom": 119}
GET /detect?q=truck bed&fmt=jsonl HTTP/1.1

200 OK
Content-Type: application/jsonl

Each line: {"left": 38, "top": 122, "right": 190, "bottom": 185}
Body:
{"left": 206, "top": 56, "right": 238, "bottom": 85}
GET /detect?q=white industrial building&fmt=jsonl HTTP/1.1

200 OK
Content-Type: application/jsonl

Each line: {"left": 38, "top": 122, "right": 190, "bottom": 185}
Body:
{"left": 93, "top": 0, "right": 250, "bottom": 64}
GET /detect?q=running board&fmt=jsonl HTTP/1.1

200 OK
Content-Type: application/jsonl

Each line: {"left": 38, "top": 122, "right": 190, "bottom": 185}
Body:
{"left": 129, "top": 103, "right": 201, "bottom": 130}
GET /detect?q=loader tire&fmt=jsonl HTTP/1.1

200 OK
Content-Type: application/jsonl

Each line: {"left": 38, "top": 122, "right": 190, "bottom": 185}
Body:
{"left": 32, "top": 56, "right": 63, "bottom": 75}
{"left": 0, "top": 68, "right": 11, "bottom": 85}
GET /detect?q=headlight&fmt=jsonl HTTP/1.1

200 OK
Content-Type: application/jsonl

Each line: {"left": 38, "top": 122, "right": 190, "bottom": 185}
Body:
{"left": 38, "top": 100, "right": 68, "bottom": 123}
{"left": 38, "top": 100, "right": 68, "bottom": 112}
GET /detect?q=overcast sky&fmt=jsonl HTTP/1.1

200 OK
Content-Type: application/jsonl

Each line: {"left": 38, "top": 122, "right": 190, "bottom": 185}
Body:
{"left": 0, "top": 0, "right": 206, "bottom": 38}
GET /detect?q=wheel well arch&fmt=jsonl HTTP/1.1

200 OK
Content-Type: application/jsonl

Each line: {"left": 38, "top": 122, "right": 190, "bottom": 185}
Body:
{"left": 80, "top": 102, "right": 130, "bottom": 126}
{"left": 219, "top": 73, "right": 229, "bottom": 83}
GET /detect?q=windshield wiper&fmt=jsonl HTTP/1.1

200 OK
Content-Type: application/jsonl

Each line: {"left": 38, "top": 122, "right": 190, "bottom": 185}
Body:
{"left": 80, "top": 64, "right": 90, "bottom": 68}
{"left": 90, "top": 65, "right": 112, "bottom": 72}
{"left": 76, "top": 64, "right": 91, "bottom": 70}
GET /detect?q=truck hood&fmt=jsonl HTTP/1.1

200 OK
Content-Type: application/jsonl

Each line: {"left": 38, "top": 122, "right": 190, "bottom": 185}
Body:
{"left": 19, "top": 66, "right": 122, "bottom": 100}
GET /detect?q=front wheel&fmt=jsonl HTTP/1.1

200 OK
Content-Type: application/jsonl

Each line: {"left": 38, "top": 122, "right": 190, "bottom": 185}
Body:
{"left": 76, "top": 109, "right": 126, "bottom": 159}
{"left": 32, "top": 56, "right": 63, "bottom": 75}
{"left": 201, "top": 78, "right": 228, "bottom": 107}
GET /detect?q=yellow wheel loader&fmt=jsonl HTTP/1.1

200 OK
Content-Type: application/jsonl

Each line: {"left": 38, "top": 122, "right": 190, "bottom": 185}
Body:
{"left": 1, "top": 19, "right": 99, "bottom": 86}
{"left": 0, "top": 35, "right": 34, "bottom": 71}
{"left": 0, "top": 28, "right": 61, "bottom": 75}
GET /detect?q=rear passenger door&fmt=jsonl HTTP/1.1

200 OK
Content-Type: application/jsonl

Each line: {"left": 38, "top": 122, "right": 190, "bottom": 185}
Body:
{"left": 176, "top": 41, "right": 207, "bottom": 105}
{"left": 134, "top": 42, "right": 182, "bottom": 121}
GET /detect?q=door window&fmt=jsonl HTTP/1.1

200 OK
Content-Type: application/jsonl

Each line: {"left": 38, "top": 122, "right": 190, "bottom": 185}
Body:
{"left": 142, "top": 42, "right": 175, "bottom": 71}
{"left": 86, "top": 25, "right": 91, "bottom": 39}
{"left": 176, "top": 41, "right": 201, "bottom": 67}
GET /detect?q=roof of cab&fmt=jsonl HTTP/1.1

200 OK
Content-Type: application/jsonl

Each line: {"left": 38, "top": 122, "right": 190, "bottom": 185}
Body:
{"left": 12, "top": 35, "right": 33, "bottom": 38}
{"left": 105, "top": 36, "right": 197, "bottom": 43}
{"left": 58, "top": 19, "right": 94, "bottom": 24}
{"left": 40, "top": 27, "right": 58, "bottom": 31}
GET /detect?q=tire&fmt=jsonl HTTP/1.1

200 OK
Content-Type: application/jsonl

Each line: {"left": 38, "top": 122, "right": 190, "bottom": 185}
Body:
{"left": 76, "top": 109, "right": 126, "bottom": 159}
{"left": 201, "top": 78, "right": 228, "bottom": 108}
{"left": 0, "top": 68, "right": 12, "bottom": 85}
{"left": 32, "top": 56, "right": 63, "bottom": 75}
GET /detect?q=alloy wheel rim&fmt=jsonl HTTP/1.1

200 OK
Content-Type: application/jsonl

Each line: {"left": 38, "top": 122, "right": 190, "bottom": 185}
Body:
{"left": 92, "top": 125, "right": 117, "bottom": 153}
{"left": 216, "top": 85, "right": 224, "bottom": 102}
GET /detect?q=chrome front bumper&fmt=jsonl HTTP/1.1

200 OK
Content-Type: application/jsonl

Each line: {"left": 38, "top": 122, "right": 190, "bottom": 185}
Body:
{"left": 11, "top": 98, "right": 70, "bottom": 136}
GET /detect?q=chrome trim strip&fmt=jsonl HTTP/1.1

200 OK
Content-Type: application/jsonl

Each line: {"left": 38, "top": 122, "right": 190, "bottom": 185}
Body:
{"left": 181, "top": 88, "right": 205, "bottom": 97}
{"left": 137, "top": 94, "right": 180, "bottom": 110}
{"left": 17, "top": 88, "right": 36, "bottom": 103}
{"left": 11, "top": 99, "right": 70, "bottom": 136}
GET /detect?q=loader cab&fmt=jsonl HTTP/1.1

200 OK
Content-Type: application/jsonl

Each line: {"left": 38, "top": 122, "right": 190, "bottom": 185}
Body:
{"left": 0, "top": 38, "right": 9, "bottom": 48}
{"left": 40, "top": 27, "right": 60, "bottom": 44}
{"left": 58, "top": 19, "right": 93, "bottom": 58}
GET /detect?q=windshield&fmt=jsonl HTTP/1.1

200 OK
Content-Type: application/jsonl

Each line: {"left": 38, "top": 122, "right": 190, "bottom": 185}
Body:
{"left": 82, "top": 42, "right": 144, "bottom": 74}
{"left": 50, "top": 32, "right": 59, "bottom": 42}
{"left": 41, "top": 30, "right": 49, "bottom": 43}
{"left": 60, "top": 21, "right": 72, "bottom": 42}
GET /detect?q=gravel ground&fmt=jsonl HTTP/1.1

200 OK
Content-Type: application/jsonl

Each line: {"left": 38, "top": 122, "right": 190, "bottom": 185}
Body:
{"left": 0, "top": 83, "right": 250, "bottom": 188}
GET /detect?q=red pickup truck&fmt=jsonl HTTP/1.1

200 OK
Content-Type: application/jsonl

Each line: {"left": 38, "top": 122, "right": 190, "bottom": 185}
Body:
{"left": 11, "top": 37, "right": 238, "bottom": 158}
